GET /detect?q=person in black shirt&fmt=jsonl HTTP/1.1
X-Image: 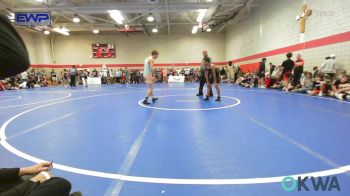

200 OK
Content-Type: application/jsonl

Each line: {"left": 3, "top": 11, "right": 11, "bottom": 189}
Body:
{"left": 258, "top": 58, "right": 267, "bottom": 87}
{"left": 281, "top": 52, "right": 295, "bottom": 92}
{"left": 50, "top": 69, "right": 57, "bottom": 86}
{"left": 269, "top": 62, "right": 275, "bottom": 75}
{"left": 69, "top": 65, "right": 77, "bottom": 87}
{"left": 203, "top": 57, "right": 221, "bottom": 101}
{"left": 220, "top": 67, "right": 226, "bottom": 76}
{"left": 331, "top": 75, "right": 350, "bottom": 100}
{"left": 197, "top": 50, "right": 213, "bottom": 96}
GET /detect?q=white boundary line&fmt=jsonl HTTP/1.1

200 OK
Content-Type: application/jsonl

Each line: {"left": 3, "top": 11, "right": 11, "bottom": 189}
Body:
{"left": 0, "top": 91, "right": 350, "bottom": 185}
{"left": 225, "top": 88, "right": 350, "bottom": 104}
{"left": 0, "top": 93, "right": 72, "bottom": 109}
{"left": 0, "top": 96, "right": 22, "bottom": 103}
{"left": 138, "top": 94, "right": 241, "bottom": 111}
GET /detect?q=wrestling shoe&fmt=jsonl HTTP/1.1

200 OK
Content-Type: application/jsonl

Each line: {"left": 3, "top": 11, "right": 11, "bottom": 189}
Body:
{"left": 152, "top": 97, "right": 159, "bottom": 103}
{"left": 204, "top": 96, "right": 210, "bottom": 101}
{"left": 143, "top": 100, "right": 151, "bottom": 105}
{"left": 196, "top": 93, "right": 203, "bottom": 96}
{"left": 215, "top": 97, "right": 221, "bottom": 101}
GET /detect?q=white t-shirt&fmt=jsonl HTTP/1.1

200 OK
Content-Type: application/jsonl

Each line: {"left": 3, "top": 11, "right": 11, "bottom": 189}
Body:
{"left": 21, "top": 72, "right": 28, "bottom": 80}
{"left": 115, "top": 70, "right": 122, "bottom": 77}
{"left": 109, "top": 70, "right": 114, "bottom": 77}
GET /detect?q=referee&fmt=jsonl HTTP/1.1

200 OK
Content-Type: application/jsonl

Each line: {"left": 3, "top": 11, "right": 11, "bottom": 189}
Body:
{"left": 197, "top": 50, "right": 213, "bottom": 96}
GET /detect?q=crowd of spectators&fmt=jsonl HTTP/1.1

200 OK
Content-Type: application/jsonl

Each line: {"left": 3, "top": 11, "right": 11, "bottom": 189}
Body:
{"left": 233, "top": 53, "right": 350, "bottom": 101}
{"left": 1, "top": 55, "right": 349, "bottom": 102}
{"left": 0, "top": 67, "right": 204, "bottom": 90}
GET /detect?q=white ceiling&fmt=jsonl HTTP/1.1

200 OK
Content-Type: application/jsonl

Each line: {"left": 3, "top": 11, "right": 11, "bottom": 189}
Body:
{"left": 0, "top": 0, "right": 261, "bottom": 35}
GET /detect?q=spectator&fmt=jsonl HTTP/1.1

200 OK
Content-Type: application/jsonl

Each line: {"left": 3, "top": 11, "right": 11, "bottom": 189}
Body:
{"left": 312, "top": 66, "right": 319, "bottom": 78}
{"left": 269, "top": 62, "right": 276, "bottom": 75}
{"left": 125, "top": 67, "right": 129, "bottom": 84}
{"left": 331, "top": 75, "right": 350, "bottom": 100}
{"left": 61, "top": 69, "right": 69, "bottom": 87}
{"left": 69, "top": 65, "right": 77, "bottom": 87}
{"left": 109, "top": 69, "right": 114, "bottom": 84}
{"left": 21, "top": 71, "right": 28, "bottom": 83}
{"left": 292, "top": 72, "right": 314, "bottom": 93}
{"left": 50, "top": 69, "right": 57, "bottom": 86}
{"left": 0, "top": 162, "right": 81, "bottom": 196}
{"left": 115, "top": 69, "right": 122, "bottom": 83}
{"left": 320, "top": 54, "right": 337, "bottom": 80}
{"left": 220, "top": 67, "right": 226, "bottom": 81}
{"left": 307, "top": 74, "right": 325, "bottom": 96}
{"left": 258, "top": 58, "right": 267, "bottom": 87}
{"left": 293, "top": 54, "right": 304, "bottom": 87}
{"left": 280, "top": 52, "right": 294, "bottom": 92}
{"left": 82, "top": 69, "right": 88, "bottom": 87}
{"left": 0, "top": 80, "right": 5, "bottom": 91}
{"left": 264, "top": 73, "right": 273, "bottom": 88}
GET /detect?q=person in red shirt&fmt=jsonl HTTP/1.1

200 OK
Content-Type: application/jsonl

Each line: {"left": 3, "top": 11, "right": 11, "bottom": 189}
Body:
{"left": 293, "top": 54, "right": 304, "bottom": 87}
{"left": 264, "top": 73, "right": 273, "bottom": 88}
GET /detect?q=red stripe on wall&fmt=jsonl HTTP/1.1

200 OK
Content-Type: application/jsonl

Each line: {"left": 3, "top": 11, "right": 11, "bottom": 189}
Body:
{"left": 31, "top": 61, "right": 228, "bottom": 69}
{"left": 31, "top": 31, "right": 350, "bottom": 69}
{"left": 232, "top": 31, "right": 350, "bottom": 63}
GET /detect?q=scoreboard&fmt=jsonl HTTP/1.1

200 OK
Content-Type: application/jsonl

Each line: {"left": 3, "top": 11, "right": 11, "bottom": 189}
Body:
{"left": 92, "top": 43, "right": 116, "bottom": 58}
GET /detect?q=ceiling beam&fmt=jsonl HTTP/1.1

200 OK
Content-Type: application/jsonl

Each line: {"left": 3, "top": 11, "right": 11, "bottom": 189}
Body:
{"left": 165, "top": 0, "right": 171, "bottom": 35}
{"left": 9, "top": 2, "right": 247, "bottom": 14}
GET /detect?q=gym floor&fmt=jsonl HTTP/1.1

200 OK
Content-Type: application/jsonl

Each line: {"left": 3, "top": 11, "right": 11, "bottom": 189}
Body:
{"left": 0, "top": 83, "right": 349, "bottom": 196}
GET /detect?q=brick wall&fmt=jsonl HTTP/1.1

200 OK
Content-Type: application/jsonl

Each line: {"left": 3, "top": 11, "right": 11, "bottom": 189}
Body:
{"left": 225, "top": 0, "right": 350, "bottom": 72}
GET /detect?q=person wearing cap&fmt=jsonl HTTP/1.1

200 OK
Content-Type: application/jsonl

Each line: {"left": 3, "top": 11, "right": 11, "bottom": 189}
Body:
{"left": 320, "top": 54, "right": 337, "bottom": 80}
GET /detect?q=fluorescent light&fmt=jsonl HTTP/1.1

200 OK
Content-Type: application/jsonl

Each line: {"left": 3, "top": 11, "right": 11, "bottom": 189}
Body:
{"left": 73, "top": 17, "right": 80, "bottom": 23}
{"left": 36, "top": 0, "right": 44, "bottom": 2}
{"left": 108, "top": 10, "right": 124, "bottom": 24}
{"left": 43, "top": 30, "right": 50, "bottom": 35}
{"left": 206, "top": 0, "right": 213, "bottom": 2}
{"left": 53, "top": 27, "right": 70, "bottom": 36}
{"left": 93, "top": 29, "right": 99, "bottom": 34}
{"left": 206, "top": 28, "right": 212, "bottom": 32}
{"left": 152, "top": 28, "right": 158, "bottom": 33}
{"left": 192, "top": 26, "right": 198, "bottom": 34}
{"left": 147, "top": 15, "right": 155, "bottom": 22}
{"left": 197, "top": 9, "right": 207, "bottom": 23}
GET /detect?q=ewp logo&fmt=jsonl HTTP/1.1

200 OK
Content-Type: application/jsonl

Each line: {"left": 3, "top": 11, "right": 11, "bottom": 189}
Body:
{"left": 281, "top": 176, "right": 341, "bottom": 192}
{"left": 15, "top": 12, "right": 51, "bottom": 26}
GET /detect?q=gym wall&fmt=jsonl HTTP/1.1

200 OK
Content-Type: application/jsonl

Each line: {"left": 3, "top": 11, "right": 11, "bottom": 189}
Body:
{"left": 225, "top": 0, "right": 350, "bottom": 72}
{"left": 17, "top": 28, "right": 53, "bottom": 65}
{"left": 17, "top": 28, "right": 226, "bottom": 67}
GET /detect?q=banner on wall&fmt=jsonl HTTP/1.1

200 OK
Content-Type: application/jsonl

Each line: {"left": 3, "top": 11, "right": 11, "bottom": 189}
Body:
{"left": 15, "top": 12, "right": 51, "bottom": 26}
{"left": 92, "top": 43, "right": 116, "bottom": 58}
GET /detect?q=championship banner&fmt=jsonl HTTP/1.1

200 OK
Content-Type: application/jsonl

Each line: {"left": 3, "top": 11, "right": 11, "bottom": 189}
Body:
{"left": 92, "top": 43, "right": 116, "bottom": 58}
